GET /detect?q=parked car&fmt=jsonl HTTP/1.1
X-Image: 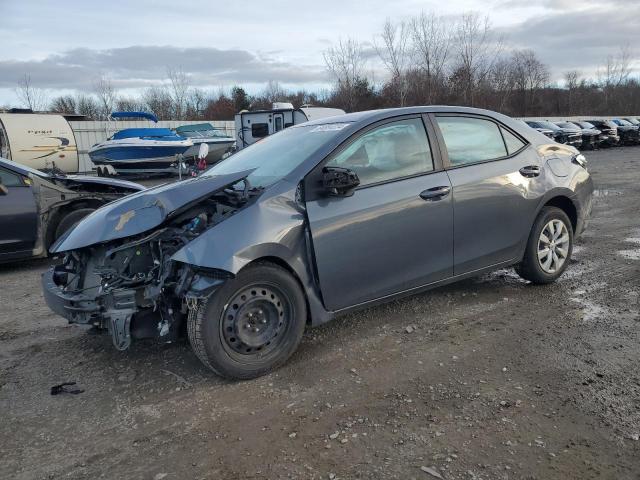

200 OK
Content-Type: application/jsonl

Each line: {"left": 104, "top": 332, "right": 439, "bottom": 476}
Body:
{"left": 42, "top": 107, "right": 593, "bottom": 379}
{"left": 610, "top": 119, "right": 640, "bottom": 144}
{"left": 557, "top": 121, "right": 600, "bottom": 150}
{"left": 583, "top": 119, "right": 620, "bottom": 146}
{"left": 521, "top": 120, "right": 554, "bottom": 139}
{"left": 525, "top": 120, "right": 582, "bottom": 147}
{"left": 0, "top": 157, "right": 144, "bottom": 263}
{"left": 573, "top": 121, "right": 608, "bottom": 148}
{"left": 623, "top": 117, "right": 640, "bottom": 127}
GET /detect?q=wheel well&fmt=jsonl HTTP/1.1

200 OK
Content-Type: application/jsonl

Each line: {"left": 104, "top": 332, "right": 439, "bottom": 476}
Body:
{"left": 44, "top": 200, "right": 101, "bottom": 248}
{"left": 543, "top": 196, "right": 577, "bottom": 232}
{"left": 245, "top": 256, "right": 313, "bottom": 325}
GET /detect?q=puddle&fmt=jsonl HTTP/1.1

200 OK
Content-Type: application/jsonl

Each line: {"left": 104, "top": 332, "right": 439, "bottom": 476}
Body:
{"left": 618, "top": 249, "right": 640, "bottom": 260}
{"left": 571, "top": 297, "right": 607, "bottom": 322}
{"left": 593, "top": 189, "right": 623, "bottom": 197}
{"left": 624, "top": 237, "right": 640, "bottom": 245}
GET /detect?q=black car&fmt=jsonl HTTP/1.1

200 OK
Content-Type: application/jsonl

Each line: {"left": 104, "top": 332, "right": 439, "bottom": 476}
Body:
{"left": 526, "top": 121, "right": 582, "bottom": 147}
{"left": 611, "top": 119, "right": 640, "bottom": 145}
{"left": 584, "top": 119, "right": 619, "bottom": 146}
{"left": 0, "top": 157, "right": 144, "bottom": 263}
{"left": 558, "top": 121, "right": 600, "bottom": 150}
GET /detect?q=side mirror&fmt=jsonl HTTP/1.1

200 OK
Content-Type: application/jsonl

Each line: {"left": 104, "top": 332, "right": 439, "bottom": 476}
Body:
{"left": 0, "top": 183, "right": 7, "bottom": 196}
{"left": 322, "top": 166, "right": 360, "bottom": 197}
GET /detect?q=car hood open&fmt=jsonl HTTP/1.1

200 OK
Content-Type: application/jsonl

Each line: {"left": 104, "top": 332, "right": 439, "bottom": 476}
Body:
{"left": 50, "top": 170, "right": 253, "bottom": 253}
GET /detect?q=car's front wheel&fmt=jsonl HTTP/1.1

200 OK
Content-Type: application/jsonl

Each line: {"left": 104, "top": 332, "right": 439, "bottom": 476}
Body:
{"left": 187, "top": 262, "right": 307, "bottom": 379}
{"left": 515, "top": 206, "right": 574, "bottom": 284}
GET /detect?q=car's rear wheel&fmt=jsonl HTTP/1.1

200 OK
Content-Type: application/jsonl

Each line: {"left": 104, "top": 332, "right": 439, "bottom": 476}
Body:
{"left": 187, "top": 262, "right": 307, "bottom": 379}
{"left": 515, "top": 206, "right": 573, "bottom": 284}
{"left": 54, "top": 208, "right": 95, "bottom": 240}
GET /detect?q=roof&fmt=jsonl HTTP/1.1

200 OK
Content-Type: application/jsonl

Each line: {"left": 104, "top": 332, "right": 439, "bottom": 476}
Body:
{"left": 111, "top": 111, "right": 158, "bottom": 122}
{"left": 302, "top": 106, "right": 517, "bottom": 127}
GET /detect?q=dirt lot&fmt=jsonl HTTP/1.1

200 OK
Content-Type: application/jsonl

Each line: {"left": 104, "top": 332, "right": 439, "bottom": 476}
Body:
{"left": 1, "top": 147, "right": 639, "bottom": 480}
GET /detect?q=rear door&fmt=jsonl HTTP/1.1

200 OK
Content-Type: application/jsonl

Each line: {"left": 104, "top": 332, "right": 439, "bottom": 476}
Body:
{"left": 431, "top": 114, "right": 542, "bottom": 275}
{"left": 0, "top": 167, "right": 38, "bottom": 258}
{"left": 305, "top": 116, "right": 454, "bottom": 311}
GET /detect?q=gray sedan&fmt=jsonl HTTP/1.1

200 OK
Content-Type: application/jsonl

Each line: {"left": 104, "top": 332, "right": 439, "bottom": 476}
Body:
{"left": 42, "top": 107, "right": 593, "bottom": 379}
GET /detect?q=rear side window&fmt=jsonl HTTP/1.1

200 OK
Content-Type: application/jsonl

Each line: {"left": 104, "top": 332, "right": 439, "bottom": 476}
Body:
{"left": 326, "top": 118, "right": 434, "bottom": 186}
{"left": 436, "top": 116, "right": 507, "bottom": 166}
{"left": 501, "top": 127, "right": 526, "bottom": 155}
{"left": 251, "top": 123, "right": 269, "bottom": 138}
{"left": 0, "top": 168, "right": 23, "bottom": 187}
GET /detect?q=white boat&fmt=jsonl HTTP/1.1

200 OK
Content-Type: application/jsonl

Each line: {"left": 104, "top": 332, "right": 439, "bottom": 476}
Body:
{"left": 88, "top": 112, "right": 193, "bottom": 174}
{"left": 175, "top": 123, "right": 235, "bottom": 163}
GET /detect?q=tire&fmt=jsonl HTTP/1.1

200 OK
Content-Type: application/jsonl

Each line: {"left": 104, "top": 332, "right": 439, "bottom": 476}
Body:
{"left": 54, "top": 208, "right": 96, "bottom": 240}
{"left": 515, "top": 207, "right": 574, "bottom": 284}
{"left": 188, "top": 262, "right": 307, "bottom": 379}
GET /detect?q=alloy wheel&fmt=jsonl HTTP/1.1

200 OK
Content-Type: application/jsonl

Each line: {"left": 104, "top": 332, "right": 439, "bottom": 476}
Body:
{"left": 537, "top": 219, "right": 570, "bottom": 273}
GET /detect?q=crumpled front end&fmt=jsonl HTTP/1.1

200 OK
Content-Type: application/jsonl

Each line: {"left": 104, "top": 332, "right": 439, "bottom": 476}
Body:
{"left": 42, "top": 178, "right": 259, "bottom": 350}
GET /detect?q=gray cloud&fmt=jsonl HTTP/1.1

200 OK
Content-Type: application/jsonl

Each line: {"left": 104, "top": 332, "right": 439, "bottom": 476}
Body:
{"left": 499, "top": 6, "right": 640, "bottom": 76}
{"left": 0, "top": 46, "right": 328, "bottom": 90}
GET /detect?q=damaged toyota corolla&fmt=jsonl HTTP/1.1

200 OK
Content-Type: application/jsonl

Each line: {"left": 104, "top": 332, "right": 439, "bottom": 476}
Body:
{"left": 42, "top": 107, "right": 593, "bottom": 379}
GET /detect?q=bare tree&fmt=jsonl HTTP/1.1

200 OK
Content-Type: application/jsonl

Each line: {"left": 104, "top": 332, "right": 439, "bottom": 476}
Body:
{"left": 323, "top": 38, "right": 366, "bottom": 111}
{"left": 510, "top": 50, "right": 549, "bottom": 115}
{"left": 453, "top": 12, "right": 503, "bottom": 106}
{"left": 167, "top": 67, "right": 190, "bottom": 120}
{"left": 50, "top": 95, "right": 77, "bottom": 114}
{"left": 598, "top": 45, "right": 632, "bottom": 88}
{"left": 186, "top": 87, "right": 208, "bottom": 119}
{"left": 262, "top": 80, "right": 286, "bottom": 104}
{"left": 375, "top": 18, "right": 411, "bottom": 106}
{"left": 93, "top": 75, "right": 117, "bottom": 118}
{"left": 76, "top": 94, "right": 101, "bottom": 119}
{"left": 564, "top": 70, "right": 581, "bottom": 114}
{"left": 143, "top": 86, "right": 173, "bottom": 120}
{"left": 15, "top": 74, "right": 49, "bottom": 111}
{"left": 488, "top": 57, "right": 516, "bottom": 112}
{"left": 410, "top": 12, "right": 452, "bottom": 103}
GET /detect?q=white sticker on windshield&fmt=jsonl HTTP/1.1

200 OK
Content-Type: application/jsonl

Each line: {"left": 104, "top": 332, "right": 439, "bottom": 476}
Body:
{"left": 310, "top": 123, "right": 349, "bottom": 132}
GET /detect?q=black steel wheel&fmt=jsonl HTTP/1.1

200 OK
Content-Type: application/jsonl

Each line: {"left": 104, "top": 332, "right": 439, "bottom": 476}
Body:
{"left": 188, "top": 262, "right": 306, "bottom": 379}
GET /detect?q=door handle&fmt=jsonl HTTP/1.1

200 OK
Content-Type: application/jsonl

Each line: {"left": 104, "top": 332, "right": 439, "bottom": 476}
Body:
{"left": 519, "top": 165, "right": 541, "bottom": 178}
{"left": 419, "top": 186, "right": 451, "bottom": 201}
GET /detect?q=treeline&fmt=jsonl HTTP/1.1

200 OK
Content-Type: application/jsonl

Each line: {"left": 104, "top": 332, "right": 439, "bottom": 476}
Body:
{"left": 26, "top": 12, "right": 640, "bottom": 120}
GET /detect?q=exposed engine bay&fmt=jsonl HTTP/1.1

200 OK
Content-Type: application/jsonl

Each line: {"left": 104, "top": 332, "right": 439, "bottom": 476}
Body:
{"left": 46, "top": 181, "right": 261, "bottom": 350}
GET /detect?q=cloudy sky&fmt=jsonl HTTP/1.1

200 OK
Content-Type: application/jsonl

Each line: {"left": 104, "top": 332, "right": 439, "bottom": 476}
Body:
{"left": 0, "top": 0, "right": 638, "bottom": 106}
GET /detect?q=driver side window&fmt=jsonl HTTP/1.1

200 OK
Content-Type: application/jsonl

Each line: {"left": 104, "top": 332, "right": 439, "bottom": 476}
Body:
{"left": 326, "top": 118, "right": 434, "bottom": 186}
{"left": 0, "top": 168, "right": 23, "bottom": 187}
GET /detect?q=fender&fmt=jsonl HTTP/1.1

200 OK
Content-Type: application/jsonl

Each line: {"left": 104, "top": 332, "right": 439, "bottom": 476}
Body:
{"left": 171, "top": 181, "right": 333, "bottom": 325}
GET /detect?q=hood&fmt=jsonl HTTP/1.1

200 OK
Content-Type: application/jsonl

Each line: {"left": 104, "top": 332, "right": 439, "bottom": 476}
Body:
{"left": 54, "top": 174, "right": 145, "bottom": 191}
{"left": 50, "top": 169, "right": 253, "bottom": 253}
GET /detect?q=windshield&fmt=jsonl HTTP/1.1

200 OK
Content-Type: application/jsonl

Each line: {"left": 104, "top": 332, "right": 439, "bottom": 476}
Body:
{"left": 537, "top": 121, "right": 561, "bottom": 131}
{"left": 579, "top": 122, "right": 595, "bottom": 129}
{"left": 203, "top": 123, "right": 350, "bottom": 187}
{"left": 181, "top": 128, "right": 231, "bottom": 139}
{"left": 617, "top": 119, "right": 632, "bottom": 126}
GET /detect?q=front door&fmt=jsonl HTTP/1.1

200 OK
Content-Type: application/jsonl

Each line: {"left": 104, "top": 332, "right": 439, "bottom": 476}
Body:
{"left": 306, "top": 117, "right": 454, "bottom": 311}
{"left": 432, "top": 114, "right": 543, "bottom": 274}
{"left": 0, "top": 167, "right": 38, "bottom": 258}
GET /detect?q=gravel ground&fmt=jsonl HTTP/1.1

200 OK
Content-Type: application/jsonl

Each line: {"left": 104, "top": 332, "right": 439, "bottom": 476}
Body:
{"left": 1, "top": 147, "right": 639, "bottom": 480}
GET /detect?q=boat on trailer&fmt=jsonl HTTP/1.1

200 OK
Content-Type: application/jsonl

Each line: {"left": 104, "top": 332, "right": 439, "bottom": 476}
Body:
{"left": 175, "top": 123, "right": 235, "bottom": 164}
{"left": 88, "top": 112, "right": 192, "bottom": 175}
